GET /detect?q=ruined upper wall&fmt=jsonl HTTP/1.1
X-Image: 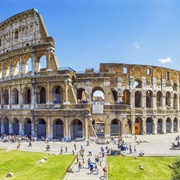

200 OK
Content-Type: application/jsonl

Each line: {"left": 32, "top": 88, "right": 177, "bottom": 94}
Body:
{"left": 100, "top": 63, "right": 180, "bottom": 82}
{"left": 0, "top": 8, "right": 51, "bottom": 54}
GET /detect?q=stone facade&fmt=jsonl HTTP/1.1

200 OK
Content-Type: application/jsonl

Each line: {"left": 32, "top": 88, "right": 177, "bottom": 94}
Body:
{"left": 0, "top": 9, "right": 179, "bottom": 140}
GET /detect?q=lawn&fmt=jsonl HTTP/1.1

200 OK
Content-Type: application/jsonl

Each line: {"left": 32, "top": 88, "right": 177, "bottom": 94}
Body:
{"left": 108, "top": 156, "right": 178, "bottom": 180}
{"left": 0, "top": 149, "right": 75, "bottom": 180}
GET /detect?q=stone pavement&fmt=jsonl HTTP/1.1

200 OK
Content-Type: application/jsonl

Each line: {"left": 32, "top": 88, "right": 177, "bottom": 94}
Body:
{"left": 0, "top": 133, "right": 180, "bottom": 180}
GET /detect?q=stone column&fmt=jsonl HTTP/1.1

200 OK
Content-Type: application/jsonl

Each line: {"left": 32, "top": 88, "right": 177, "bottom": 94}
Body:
{"left": 9, "top": 118, "right": 13, "bottom": 134}
{"left": 1, "top": 61, "right": 4, "bottom": 80}
{"left": 162, "top": 118, "right": 166, "bottom": 134}
{"left": 153, "top": 94, "right": 157, "bottom": 109}
{"left": 46, "top": 116, "right": 52, "bottom": 139}
{"left": 19, "top": 122, "right": 24, "bottom": 135}
{"left": 131, "top": 115, "right": 135, "bottom": 135}
{"left": 153, "top": 117, "right": 157, "bottom": 134}
{"left": 142, "top": 118, "right": 146, "bottom": 134}
{"left": 170, "top": 93, "right": 173, "bottom": 109}
{"left": 170, "top": 119, "right": 173, "bottom": 133}
{"left": 46, "top": 81, "right": 50, "bottom": 104}
{"left": 162, "top": 95, "right": 166, "bottom": 109}
{"left": 31, "top": 123, "right": 35, "bottom": 136}
{"left": 130, "top": 92, "right": 135, "bottom": 108}
{"left": 177, "top": 95, "right": 179, "bottom": 109}
{"left": 64, "top": 80, "right": 69, "bottom": 103}
{"left": 105, "top": 116, "right": 110, "bottom": 138}
{"left": 84, "top": 116, "right": 89, "bottom": 139}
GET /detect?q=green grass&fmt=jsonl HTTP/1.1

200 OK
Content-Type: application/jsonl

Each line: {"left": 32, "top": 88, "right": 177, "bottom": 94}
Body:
{"left": 108, "top": 156, "right": 177, "bottom": 180}
{"left": 0, "top": 149, "right": 75, "bottom": 180}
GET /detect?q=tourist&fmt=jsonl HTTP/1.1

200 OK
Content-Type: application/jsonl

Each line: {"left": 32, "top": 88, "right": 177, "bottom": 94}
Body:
{"left": 103, "top": 166, "right": 107, "bottom": 177}
{"left": 67, "top": 166, "right": 74, "bottom": 173}
{"left": 78, "top": 161, "right": 82, "bottom": 172}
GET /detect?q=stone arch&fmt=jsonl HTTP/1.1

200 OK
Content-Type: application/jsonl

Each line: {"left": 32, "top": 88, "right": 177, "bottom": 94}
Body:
{"left": 135, "top": 91, "right": 142, "bottom": 107}
{"left": 166, "top": 118, "right": 171, "bottom": 133}
{"left": 157, "top": 91, "right": 163, "bottom": 107}
{"left": 71, "top": 119, "right": 83, "bottom": 139}
{"left": 23, "top": 87, "right": 31, "bottom": 104}
{"left": 146, "top": 90, "right": 153, "bottom": 108}
{"left": 4, "top": 117, "right": 9, "bottom": 134}
{"left": 53, "top": 119, "right": 64, "bottom": 139}
{"left": 12, "top": 58, "right": 20, "bottom": 76}
{"left": 37, "top": 119, "right": 46, "bottom": 138}
{"left": 23, "top": 55, "right": 32, "bottom": 73}
{"left": 135, "top": 117, "right": 142, "bottom": 135}
{"left": 92, "top": 87, "right": 104, "bottom": 102}
{"left": 4, "top": 61, "right": 10, "bottom": 77}
{"left": 12, "top": 118, "right": 19, "bottom": 135}
{"left": 24, "top": 118, "right": 31, "bottom": 136}
{"left": 173, "top": 118, "right": 178, "bottom": 132}
{"left": 122, "top": 89, "right": 130, "bottom": 105}
{"left": 166, "top": 91, "right": 171, "bottom": 106}
{"left": 110, "top": 119, "right": 121, "bottom": 136}
{"left": 39, "top": 55, "right": 47, "bottom": 71}
{"left": 146, "top": 117, "right": 153, "bottom": 134}
{"left": 11, "top": 88, "right": 19, "bottom": 105}
{"left": 37, "top": 86, "right": 46, "bottom": 104}
{"left": 157, "top": 119, "right": 163, "bottom": 134}
{"left": 3, "top": 89, "right": 9, "bottom": 105}
{"left": 53, "top": 86, "right": 63, "bottom": 103}
{"left": 173, "top": 93, "right": 178, "bottom": 109}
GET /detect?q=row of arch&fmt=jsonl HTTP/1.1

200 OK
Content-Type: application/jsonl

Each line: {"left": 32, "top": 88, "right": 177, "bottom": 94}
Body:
{"left": 135, "top": 117, "right": 178, "bottom": 134}
{"left": 0, "top": 55, "right": 46, "bottom": 78}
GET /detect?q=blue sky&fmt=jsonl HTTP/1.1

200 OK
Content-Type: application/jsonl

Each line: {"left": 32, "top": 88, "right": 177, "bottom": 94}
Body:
{"left": 1, "top": 0, "right": 180, "bottom": 72}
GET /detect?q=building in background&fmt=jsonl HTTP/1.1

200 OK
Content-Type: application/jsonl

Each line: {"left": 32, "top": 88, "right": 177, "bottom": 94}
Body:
{"left": 0, "top": 9, "right": 179, "bottom": 140}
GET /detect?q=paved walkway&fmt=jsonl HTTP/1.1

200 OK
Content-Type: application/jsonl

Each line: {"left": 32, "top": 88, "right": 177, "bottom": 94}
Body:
{"left": 1, "top": 133, "right": 180, "bottom": 180}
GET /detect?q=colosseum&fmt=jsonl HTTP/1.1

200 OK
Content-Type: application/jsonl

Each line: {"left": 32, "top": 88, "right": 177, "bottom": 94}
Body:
{"left": 0, "top": 8, "right": 179, "bottom": 140}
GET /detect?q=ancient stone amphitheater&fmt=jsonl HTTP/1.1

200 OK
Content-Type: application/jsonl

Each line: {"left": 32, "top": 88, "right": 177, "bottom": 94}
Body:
{"left": 0, "top": 8, "right": 179, "bottom": 140}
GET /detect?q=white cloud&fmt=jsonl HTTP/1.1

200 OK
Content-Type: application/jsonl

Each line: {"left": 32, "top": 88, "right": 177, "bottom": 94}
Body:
{"left": 133, "top": 43, "right": 140, "bottom": 49}
{"left": 158, "top": 57, "right": 171, "bottom": 64}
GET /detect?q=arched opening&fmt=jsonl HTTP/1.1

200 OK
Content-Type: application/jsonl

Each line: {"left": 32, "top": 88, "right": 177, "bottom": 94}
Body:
{"left": 27, "top": 58, "right": 32, "bottom": 73}
{"left": 53, "top": 119, "right": 64, "bottom": 139}
{"left": 53, "top": 86, "right": 63, "bottom": 103}
{"left": 24, "top": 118, "right": 31, "bottom": 136}
{"left": 146, "top": 90, "right": 153, "bottom": 108}
{"left": 71, "top": 119, "right": 83, "bottom": 139}
{"left": 166, "top": 118, "right": 171, "bottom": 133}
{"left": 146, "top": 118, "right": 153, "bottom": 134}
{"left": 12, "top": 58, "right": 20, "bottom": 76}
{"left": 135, "top": 91, "right": 142, "bottom": 107}
{"left": 110, "top": 119, "right": 121, "bottom": 136}
{"left": 135, "top": 118, "right": 142, "bottom": 135}
{"left": 39, "top": 55, "right": 47, "bottom": 71}
{"left": 174, "top": 118, "right": 178, "bottom": 133}
{"left": 112, "top": 89, "right": 118, "bottom": 103}
{"left": 122, "top": 90, "right": 130, "bottom": 105}
{"left": 173, "top": 94, "right": 178, "bottom": 109}
{"left": 23, "top": 88, "right": 31, "bottom": 104}
{"left": 4, "top": 117, "right": 9, "bottom": 134}
{"left": 134, "top": 79, "right": 142, "bottom": 88}
{"left": 4, "top": 61, "right": 10, "bottom": 77}
{"left": 157, "top": 119, "right": 163, "bottom": 134}
{"left": 77, "top": 88, "right": 86, "bottom": 102}
{"left": 37, "top": 119, "right": 46, "bottom": 138}
{"left": 12, "top": 118, "right": 19, "bottom": 135}
{"left": 39, "top": 87, "right": 46, "bottom": 104}
{"left": 166, "top": 91, "right": 171, "bottom": 106}
{"left": 93, "top": 88, "right": 104, "bottom": 102}
{"left": 173, "top": 83, "right": 177, "bottom": 91}
{"left": 3, "top": 89, "right": 9, "bottom": 105}
{"left": 12, "top": 88, "right": 19, "bottom": 105}
{"left": 157, "top": 91, "right": 163, "bottom": 107}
